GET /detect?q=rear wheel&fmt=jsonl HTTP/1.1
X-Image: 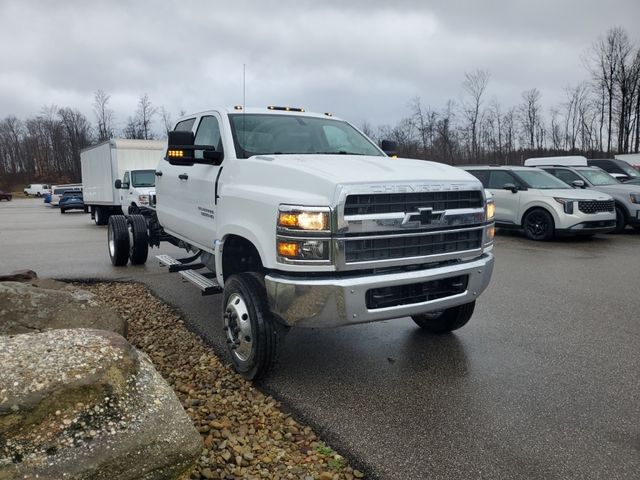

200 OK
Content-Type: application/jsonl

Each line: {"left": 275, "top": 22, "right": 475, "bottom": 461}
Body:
{"left": 411, "top": 301, "right": 476, "bottom": 334}
{"left": 523, "top": 208, "right": 554, "bottom": 241}
{"left": 60, "top": 208, "right": 66, "bottom": 214}
{"left": 94, "top": 206, "right": 109, "bottom": 225}
{"left": 222, "top": 273, "right": 287, "bottom": 380}
{"left": 127, "top": 215, "right": 149, "bottom": 265}
{"left": 108, "top": 215, "right": 130, "bottom": 266}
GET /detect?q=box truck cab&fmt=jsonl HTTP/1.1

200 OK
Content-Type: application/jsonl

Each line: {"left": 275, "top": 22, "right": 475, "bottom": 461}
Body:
{"left": 115, "top": 169, "right": 156, "bottom": 214}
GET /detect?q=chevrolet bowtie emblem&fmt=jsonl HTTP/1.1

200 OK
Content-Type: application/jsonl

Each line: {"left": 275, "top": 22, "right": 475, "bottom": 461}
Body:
{"left": 402, "top": 207, "right": 438, "bottom": 226}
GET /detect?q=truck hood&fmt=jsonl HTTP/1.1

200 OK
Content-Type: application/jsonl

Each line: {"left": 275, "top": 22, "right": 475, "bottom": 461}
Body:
{"left": 252, "top": 154, "right": 479, "bottom": 185}
{"left": 537, "top": 189, "right": 612, "bottom": 201}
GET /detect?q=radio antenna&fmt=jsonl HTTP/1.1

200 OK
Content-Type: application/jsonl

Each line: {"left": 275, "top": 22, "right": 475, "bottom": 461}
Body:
{"left": 242, "top": 64, "right": 246, "bottom": 157}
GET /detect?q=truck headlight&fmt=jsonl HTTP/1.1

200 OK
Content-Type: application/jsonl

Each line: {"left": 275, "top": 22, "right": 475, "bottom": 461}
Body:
{"left": 278, "top": 206, "right": 330, "bottom": 231}
{"left": 485, "top": 199, "right": 495, "bottom": 221}
{"left": 277, "top": 239, "right": 330, "bottom": 261}
{"left": 630, "top": 193, "right": 640, "bottom": 204}
{"left": 554, "top": 197, "right": 575, "bottom": 214}
{"left": 138, "top": 195, "right": 150, "bottom": 205}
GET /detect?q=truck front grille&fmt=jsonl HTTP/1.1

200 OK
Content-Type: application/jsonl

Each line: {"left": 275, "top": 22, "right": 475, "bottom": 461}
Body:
{"left": 344, "top": 190, "right": 483, "bottom": 216}
{"left": 344, "top": 229, "right": 483, "bottom": 263}
{"left": 366, "top": 275, "right": 469, "bottom": 309}
{"left": 578, "top": 200, "right": 614, "bottom": 214}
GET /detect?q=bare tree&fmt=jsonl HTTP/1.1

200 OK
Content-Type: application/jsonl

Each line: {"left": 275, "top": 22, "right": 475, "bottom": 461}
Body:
{"left": 519, "top": 88, "right": 542, "bottom": 151}
{"left": 93, "top": 90, "right": 114, "bottom": 142}
{"left": 136, "top": 94, "right": 157, "bottom": 140}
{"left": 160, "top": 107, "right": 173, "bottom": 137}
{"left": 461, "top": 70, "right": 490, "bottom": 161}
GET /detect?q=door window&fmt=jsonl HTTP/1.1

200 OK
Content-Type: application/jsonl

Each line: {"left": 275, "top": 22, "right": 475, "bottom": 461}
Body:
{"left": 488, "top": 171, "right": 517, "bottom": 189}
{"left": 194, "top": 116, "right": 222, "bottom": 159}
{"left": 554, "top": 169, "right": 581, "bottom": 185}
{"left": 122, "top": 172, "right": 130, "bottom": 188}
{"left": 466, "top": 170, "right": 489, "bottom": 187}
{"left": 174, "top": 118, "right": 196, "bottom": 132}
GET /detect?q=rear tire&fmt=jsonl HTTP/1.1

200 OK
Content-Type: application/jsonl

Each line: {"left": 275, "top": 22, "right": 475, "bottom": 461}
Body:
{"left": 127, "top": 215, "right": 149, "bottom": 265}
{"left": 222, "top": 273, "right": 286, "bottom": 380}
{"left": 60, "top": 208, "right": 65, "bottom": 214}
{"left": 523, "top": 208, "right": 554, "bottom": 241}
{"left": 94, "top": 206, "right": 109, "bottom": 226}
{"left": 108, "top": 215, "right": 130, "bottom": 266}
{"left": 411, "top": 301, "right": 476, "bottom": 334}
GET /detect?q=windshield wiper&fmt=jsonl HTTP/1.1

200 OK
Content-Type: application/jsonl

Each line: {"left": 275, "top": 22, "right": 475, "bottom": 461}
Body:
{"left": 314, "top": 150, "right": 366, "bottom": 155}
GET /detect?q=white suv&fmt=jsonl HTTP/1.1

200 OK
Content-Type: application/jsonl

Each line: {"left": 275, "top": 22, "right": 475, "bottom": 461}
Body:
{"left": 463, "top": 166, "right": 616, "bottom": 240}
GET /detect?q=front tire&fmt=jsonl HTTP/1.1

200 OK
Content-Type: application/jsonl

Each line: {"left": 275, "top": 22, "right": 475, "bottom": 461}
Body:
{"left": 411, "top": 301, "right": 476, "bottom": 334}
{"left": 523, "top": 208, "right": 554, "bottom": 241}
{"left": 222, "top": 273, "right": 286, "bottom": 380}
{"left": 613, "top": 206, "right": 626, "bottom": 233}
{"left": 60, "top": 208, "right": 65, "bottom": 214}
{"left": 108, "top": 215, "right": 130, "bottom": 266}
{"left": 127, "top": 215, "right": 149, "bottom": 265}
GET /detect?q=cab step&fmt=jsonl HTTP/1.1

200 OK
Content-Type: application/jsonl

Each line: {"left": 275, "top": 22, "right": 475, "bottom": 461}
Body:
{"left": 179, "top": 269, "right": 222, "bottom": 296}
{"left": 156, "top": 254, "right": 205, "bottom": 272}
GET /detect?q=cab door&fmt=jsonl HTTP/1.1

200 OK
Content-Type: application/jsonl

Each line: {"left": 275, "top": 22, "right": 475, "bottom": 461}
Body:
{"left": 155, "top": 114, "right": 224, "bottom": 251}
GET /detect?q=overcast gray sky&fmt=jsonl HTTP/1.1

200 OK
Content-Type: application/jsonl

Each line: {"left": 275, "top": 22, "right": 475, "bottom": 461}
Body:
{"left": 1, "top": 0, "right": 638, "bottom": 132}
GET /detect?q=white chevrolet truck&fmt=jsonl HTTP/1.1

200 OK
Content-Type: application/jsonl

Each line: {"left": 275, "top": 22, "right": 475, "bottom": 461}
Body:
{"left": 106, "top": 106, "right": 496, "bottom": 379}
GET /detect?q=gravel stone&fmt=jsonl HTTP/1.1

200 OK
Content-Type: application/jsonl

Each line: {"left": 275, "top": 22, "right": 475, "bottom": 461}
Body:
{"left": 86, "top": 281, "right": 366, "bottom": 479}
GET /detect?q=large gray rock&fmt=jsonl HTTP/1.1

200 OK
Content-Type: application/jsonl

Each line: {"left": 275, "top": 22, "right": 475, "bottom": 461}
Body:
{"left": 0, "top": 281, "right": 127, "bottom": 337}
{"left": 0, "top": 329, "right": 202, "bottom": 480}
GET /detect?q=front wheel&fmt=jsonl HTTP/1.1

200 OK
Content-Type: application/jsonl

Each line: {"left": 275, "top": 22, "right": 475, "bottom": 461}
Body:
{"left": 523, "top": 208, "right": 554, "bottom": 241}
{"left": 411, "top": 301, "right": 476, "bottom": 334}
{"left": 613, "top": 206, "right": 626, "bottom": 233}
{"left": 222, "top": 273, "right": 286, "bottom": 380}
{"left": 108, "top": 215, "right": 130, "bottom": 266}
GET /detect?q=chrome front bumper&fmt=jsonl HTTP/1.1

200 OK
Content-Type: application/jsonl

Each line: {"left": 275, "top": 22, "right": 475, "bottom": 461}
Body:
{"left": 265, "top": 253, "right": 494, "bottom": 328}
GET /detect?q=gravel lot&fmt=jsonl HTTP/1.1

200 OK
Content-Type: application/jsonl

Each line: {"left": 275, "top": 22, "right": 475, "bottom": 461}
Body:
{"left": 87, "top": 282, "right": 366, "bottom": 480}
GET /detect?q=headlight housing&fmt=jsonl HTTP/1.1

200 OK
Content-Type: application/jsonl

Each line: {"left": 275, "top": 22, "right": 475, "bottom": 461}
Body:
{"left": 485, "top": 199, "right": 495, "bottom": 221}
{"left": 277, "top": 206, "right": 330, "bottom": 232}
{"left": 138, "top": 195, "right": 150, "bottom": 205}
{"left": 277, "top": 205, "right": 332, "bottom": 264}
{"left": 630, "top": 193, "right": 640, "bottom": 204}
{"left": 554, "top": 197, "right": 575, "bottom": 214}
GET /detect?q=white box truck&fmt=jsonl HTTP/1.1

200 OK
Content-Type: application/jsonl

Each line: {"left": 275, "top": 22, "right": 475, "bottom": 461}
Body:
{"left": 81, "top": 139, "right": 165, "bottom": 224}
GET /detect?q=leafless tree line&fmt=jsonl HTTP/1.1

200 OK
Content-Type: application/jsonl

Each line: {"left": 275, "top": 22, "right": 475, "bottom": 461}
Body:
{"left": 0, "top": 92, "right": 170, "bottom": 188}
{"left": 366, "top": 27, "right": 640, "bottom": 165}
{"left": 1, "top": 27, "right": 639, "bottom": 188}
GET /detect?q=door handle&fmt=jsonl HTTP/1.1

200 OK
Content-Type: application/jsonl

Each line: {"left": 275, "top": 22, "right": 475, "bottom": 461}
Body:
{"left": 178, "top": 173, "right": 189, "bottom": 180}
{"left": 154, "top": 171, "right": 163, "bottom": 176}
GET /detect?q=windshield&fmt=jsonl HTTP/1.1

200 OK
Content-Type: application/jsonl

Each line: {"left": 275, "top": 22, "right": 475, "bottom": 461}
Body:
{"left": 131, "top": 170, "right": 155, "bottom": 187}
{"left": 228, "top": 114, "right": 384, "bottom": 159}
{"left": 576, "top": 168, "right": 619, "bottom": 186}
{"left": 515, "top": 170, "right": 572, "bottom": 189}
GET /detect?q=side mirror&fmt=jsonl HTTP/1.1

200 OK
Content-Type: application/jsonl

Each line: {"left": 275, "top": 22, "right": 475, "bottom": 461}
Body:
{"left": 381, "top": 139, "right": 398, "bottom": 157}
{"left": 503, "top": 183, "right": 518, "bottom": 193}
{"left": 203, "top": 149, "right": 224, "bottom": 164}
{"left": 572, "top": 180, "right": 585, "bottom": 188}
{"left": 114, "top": 179, "right": 122, "bottom": 189}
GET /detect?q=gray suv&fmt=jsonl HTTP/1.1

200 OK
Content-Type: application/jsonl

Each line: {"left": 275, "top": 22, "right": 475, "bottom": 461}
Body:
{"left": 535, "top": 165, "right": 640, "bottom": 232}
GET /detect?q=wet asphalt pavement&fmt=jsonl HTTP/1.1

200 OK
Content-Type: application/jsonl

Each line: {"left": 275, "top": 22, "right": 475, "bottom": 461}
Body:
{"left": 1, "top": 198, "right": 639, "bottom": 479}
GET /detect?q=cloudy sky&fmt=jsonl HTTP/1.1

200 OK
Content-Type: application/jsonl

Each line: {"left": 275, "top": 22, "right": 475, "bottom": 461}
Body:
{"left": 1, "top": 0, "right": 638, "bottom": 132}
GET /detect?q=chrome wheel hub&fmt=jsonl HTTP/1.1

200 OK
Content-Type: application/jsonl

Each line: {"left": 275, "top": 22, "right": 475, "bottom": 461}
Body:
{"left": 224, "top": 293, "right": 253, "bottom": 362}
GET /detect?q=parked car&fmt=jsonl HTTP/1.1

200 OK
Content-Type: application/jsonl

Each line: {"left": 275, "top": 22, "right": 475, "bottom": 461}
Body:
{"left": 59, "top": 191, "right": 88, "bottom": 213}
{"left": 0, "top": 190, "right": 12, "bottom": 201}
{"left": 51, "top": 185, "right": 82, "bottom": 206}
{"left": 44, "top": 192, "right": 52, "bottom": 203}
{"left": 462, "top": 166, "right": 616, "bottom": 240}
{"left": 586, "top": 158, "right": 640, "bottom": 182}
{"left": 23, "top": 184, "right": 51, "bottom": 197}
{"left": 527, "top": 163, "right": 640, "bottom": 232}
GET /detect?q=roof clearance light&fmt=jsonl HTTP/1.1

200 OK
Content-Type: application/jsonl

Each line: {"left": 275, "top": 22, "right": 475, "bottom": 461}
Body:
{"left": 267, "top": 106, "right": 305, "bottom": 112}
{"left": 324, "top": 112, "right": 333, "bottom": 117}
{"left": 234, "top": 105, "right": 243, "bottom": 110}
